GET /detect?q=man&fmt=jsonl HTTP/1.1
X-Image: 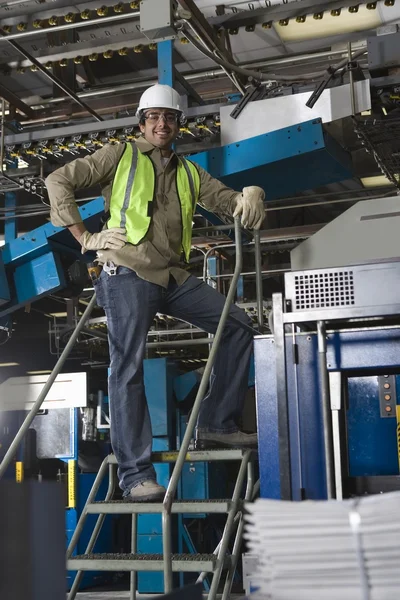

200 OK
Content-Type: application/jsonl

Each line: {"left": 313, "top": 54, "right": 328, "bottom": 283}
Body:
{"left": 46, "top": 84, "right": 265, "bottom": 502}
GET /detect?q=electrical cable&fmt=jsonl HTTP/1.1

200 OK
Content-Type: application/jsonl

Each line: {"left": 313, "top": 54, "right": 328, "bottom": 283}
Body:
{"left": 182, "top": 25, "right": 366, "bottom": 84}
{"left": 182, "top": 16, "right": 246, "bottom": 94}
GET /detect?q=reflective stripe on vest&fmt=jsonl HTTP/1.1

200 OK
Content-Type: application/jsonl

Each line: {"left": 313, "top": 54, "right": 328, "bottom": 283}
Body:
{"left": 108, "top": 143, "right": 200, "bottom": 261}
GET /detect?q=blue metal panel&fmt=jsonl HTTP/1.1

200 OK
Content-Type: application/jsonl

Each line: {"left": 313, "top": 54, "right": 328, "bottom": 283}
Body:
{"left": 291, "top": 335, "right": 326, "bottom": 500}
{"left": 191, "top": 119, "right": 352, "bottom": 200}
{"left": 157, "top": 40, "right": 174, "bottom": 87}
{"left": 347, "top": 376, "right": 399, "bottom": 477}
{"left": 14, "top": 251, "right": 65, "bottom": 305}
{"left": 255, "top": 334, "right": 326, "bottom": 501}
{"left": 2, "top": 197, "right": 104, "bottom": 267}
{"left": 326, "top": 328, "right": 400, "bottom": 371}
{"left": 138, "top": 437, "right": 171, "bottom": 535}
{"left": 0, "top": 252, "right": 10, "bottom": 306}
{"left": 256, "top": 327, "right": 400, "bottom": 501}
{"left": 137, "top": 535, "right": 164, "bottom": 592}
{"left": 173, "top": 371, "right": 200, "bottom": 402}
{"left": 144, "top": 358, "right": 175, "bottom": 437}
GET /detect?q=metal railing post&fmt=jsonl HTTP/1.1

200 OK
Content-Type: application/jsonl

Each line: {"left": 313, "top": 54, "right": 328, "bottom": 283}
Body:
{"left": 162, "top": 217, "right": 243, "bottom": 592}
{"left": 0, "top": 293, "right": 98, "bottom": 480}
{"left": 253, "top": 230, "right": 264, "bottom": 332}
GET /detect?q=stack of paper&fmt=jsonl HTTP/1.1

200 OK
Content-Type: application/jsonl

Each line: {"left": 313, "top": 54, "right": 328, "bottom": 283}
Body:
{"left": 244, "top": 492, "right": 400, "bottom": 600}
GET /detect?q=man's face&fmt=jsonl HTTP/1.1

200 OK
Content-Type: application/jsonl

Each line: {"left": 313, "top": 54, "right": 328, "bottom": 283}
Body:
{"left": 139, "top": 108, "right": 180, "bottom": 149}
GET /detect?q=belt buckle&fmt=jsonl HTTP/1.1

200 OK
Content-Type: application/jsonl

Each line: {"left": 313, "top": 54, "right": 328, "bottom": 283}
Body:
{"left": 103, "top": 260, "right": 117, "bottom": 276}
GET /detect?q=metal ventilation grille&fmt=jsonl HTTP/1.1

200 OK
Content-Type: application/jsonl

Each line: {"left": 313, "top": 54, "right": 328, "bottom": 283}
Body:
{"left": 295, "top": 271, "right": 355, "bottom": 310}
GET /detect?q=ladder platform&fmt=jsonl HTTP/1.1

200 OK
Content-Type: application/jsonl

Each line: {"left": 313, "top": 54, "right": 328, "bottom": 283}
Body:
{"left": 107, "top": 449, "right": 256, "bottom": 464}
{"left": 68, "top": 553, "right": 228, "bottom": 572}
{"left": 87, "top": 499, "right": 234, "bottom": 514}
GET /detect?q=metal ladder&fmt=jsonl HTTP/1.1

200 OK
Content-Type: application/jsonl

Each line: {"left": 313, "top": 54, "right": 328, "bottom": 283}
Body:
{"left": 67, "top": 449, "right": 256, "bottom": 600}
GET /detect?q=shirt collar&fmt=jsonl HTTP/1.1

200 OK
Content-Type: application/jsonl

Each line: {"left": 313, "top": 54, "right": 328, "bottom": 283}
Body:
{"left": 135, "top": 136, "right": 177, "bottom": 160}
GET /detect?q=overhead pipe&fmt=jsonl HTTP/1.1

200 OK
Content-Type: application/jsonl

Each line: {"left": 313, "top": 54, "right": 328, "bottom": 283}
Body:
{"left": 0, "top": 11, "right": 139, "bottom": 42}
{"left": 25, "top": 45, "right": 367, "bottom": 110}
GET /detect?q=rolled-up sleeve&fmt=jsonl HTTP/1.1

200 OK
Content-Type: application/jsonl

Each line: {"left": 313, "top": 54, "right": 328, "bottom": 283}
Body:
{"left": 193, "top": 163, "right": 239, "bottom": 216}
{"left": 46, "top": 143, "right": 124, "bottom": 227}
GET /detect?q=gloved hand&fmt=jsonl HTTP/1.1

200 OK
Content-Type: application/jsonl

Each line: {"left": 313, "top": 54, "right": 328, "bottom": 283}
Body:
{"left": 233, "top": 186, "right": 265, "bottom": 230}
{"left": 79, "top": 228, "right": 127, "bottom": 253}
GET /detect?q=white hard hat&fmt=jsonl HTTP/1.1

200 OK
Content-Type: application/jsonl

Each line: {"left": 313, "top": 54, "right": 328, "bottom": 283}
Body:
{"left": 136, "top": 84, "right": 184, "bottom": 120}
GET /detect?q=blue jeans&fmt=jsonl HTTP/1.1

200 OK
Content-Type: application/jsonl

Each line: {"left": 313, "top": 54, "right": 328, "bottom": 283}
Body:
{"left": 94, "top": 268, "right": 253, "bottom": 494}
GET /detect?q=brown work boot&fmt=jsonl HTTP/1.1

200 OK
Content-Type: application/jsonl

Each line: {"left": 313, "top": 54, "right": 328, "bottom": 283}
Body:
{"left": 124, "top": 480, "right": 166, "bottom": 502}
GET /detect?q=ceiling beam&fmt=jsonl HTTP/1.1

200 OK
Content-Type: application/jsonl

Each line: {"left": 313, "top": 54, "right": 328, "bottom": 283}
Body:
{"left": 177, "top": 0, "right": 246, "bottom": 88}
{"left": 0, "top": 82, "right": 35, "bottom": 119}
{"left": 4, "top": 36, "right": 103, "bottom": 122}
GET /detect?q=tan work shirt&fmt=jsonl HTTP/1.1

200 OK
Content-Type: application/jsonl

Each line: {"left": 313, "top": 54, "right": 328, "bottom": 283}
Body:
{"left": 46, "top": 137, "right": 238, "bottom": 288}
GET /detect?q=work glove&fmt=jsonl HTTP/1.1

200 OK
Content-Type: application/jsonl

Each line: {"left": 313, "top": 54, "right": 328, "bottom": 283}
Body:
{"left": 79, "top": 228, "right": 127, "bottom": 253}
{"left": 233, "top": 186, "right": 265, "bottom": 230}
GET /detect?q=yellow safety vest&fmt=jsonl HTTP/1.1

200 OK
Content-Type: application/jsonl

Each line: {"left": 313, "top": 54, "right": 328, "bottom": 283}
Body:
{"left": 108, "top": 142, "right": 200, "bottom": 261}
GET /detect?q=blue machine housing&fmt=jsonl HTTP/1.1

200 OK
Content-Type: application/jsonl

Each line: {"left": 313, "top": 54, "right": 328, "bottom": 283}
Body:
{"left": 193, "top": 119, "right": 352, "bottom": 199}
{"left": 255, "top": 327, "right": 400, "bottom": 501}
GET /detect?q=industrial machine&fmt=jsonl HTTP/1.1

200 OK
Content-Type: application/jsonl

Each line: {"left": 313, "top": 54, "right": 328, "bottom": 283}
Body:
{"left": 255, "top": 194, "right": 400, "bottom": 502}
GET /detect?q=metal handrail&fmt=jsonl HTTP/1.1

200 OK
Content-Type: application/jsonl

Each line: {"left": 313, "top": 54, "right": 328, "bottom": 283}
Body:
{"left": 0, "top": 293, "right": 98, "bottom": 480}
{"left": 161, "top": 216, "right": 243, "bottom": 591}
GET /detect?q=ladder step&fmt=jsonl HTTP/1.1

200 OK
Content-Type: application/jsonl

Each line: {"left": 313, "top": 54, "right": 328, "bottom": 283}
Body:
{"left": 107, "top": 449, "right": 256, "bottom": 464}
{"left": 68, "top": 553, "right": 226, "bottom": 572}
{"left": 87, "top": 499, "right": 234, "bottom": 514}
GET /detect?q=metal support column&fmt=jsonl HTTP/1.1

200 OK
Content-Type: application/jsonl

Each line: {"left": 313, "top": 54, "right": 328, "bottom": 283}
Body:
{"left": 130, "top": 514, "right": 137, "bottom": 600}
{"left": 272, "top": 293, "right": 292, "bottom": 500}
{"left": 317, "top": 321, "right": 336, "bottom": 499}
{"left": 158, "top": 41, "right": 174, "bottom": 87}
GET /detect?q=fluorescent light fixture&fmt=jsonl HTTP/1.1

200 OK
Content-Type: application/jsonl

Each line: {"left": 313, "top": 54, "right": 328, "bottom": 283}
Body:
{"left": 49, "top": 312, "right": 68, "bottom": 317}
{"left": 275, "top": 6, "right": 381, "bottom": 42}
{"left": 0, "top": 362, "right": 19, "bottom": 367}
{"left": 26, "top": 370, "right": 52, "bottom": 375}
{"left": 361, "top": 175, "right": 398, "bottom": 188}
